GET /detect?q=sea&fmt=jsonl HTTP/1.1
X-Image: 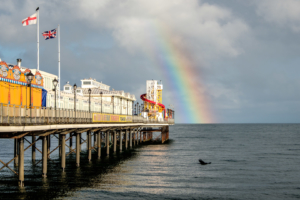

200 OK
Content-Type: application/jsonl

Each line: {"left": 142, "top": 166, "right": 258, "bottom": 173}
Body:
{"left": 0, "top": 124, "right": 299, "bottom": 200}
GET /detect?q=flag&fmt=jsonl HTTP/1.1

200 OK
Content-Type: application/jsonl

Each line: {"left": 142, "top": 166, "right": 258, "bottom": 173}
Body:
{"left": 42, "top": 29, "right": 57, "bottom": 40}
{"left": 22, "top": 12, "right": 37, "bottom": 26}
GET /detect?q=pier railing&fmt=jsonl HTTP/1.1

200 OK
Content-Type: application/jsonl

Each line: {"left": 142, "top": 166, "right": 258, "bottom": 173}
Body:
{"left": 0, "top": 103, "right": 174, "bottom": 125}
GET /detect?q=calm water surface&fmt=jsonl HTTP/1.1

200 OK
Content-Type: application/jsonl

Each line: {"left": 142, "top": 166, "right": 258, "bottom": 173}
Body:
{"left": 0, "top": 124, "right": 300, "bottom": 199}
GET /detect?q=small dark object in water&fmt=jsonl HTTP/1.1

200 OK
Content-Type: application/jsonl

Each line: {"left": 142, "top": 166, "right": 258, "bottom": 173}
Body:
{"left": 199, "top": 159, "right": 211, "bottom": 165}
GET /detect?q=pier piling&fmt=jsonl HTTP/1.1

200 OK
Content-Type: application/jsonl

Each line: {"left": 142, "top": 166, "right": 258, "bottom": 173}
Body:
{"left": 106, "top": 131, "right": 109, "bottom": 156}
{"left": 113, "top": 131, "right": 116, "bottom": 153}
{"left": 119, "top": 131, "right": 123, "bottom": 152}
{"left": 14, "top": 139, "right": 19, "bottom": 166}
{"left": 87, "top": 131, "right": 91, "bottom": 161}
{"left": 97, "top": 131, "right": 101, "bottom": 159}
{"left": 42, "top": 136, "right": 47, "bottom": 178}
{"left": 125, "top": 130, "right": 128, "bottom": 149}
{"left": 61, "top": 134, "right": 66, "bottom": 171}
{"left": 76, "top": 133, "right": 80, "bottom": 167}
{"left": 18, "top": 137, "right": 24, "bottom": 187}
{"left": 130, "top": 130, "right": 132, "bottom": 148}
{"left": 47, "top": 135, "right": 50, "bottom": 158}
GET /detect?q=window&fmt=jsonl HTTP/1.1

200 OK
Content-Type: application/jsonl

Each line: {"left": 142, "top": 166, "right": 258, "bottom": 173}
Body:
{"left": 77, "top": 90, "right": 81, "bottom": 93}
{"left": 83, "top": 81, "right": 91, "bottom": 85}
{"left": 65, "top": 87, "right": 70, "bottom": 90}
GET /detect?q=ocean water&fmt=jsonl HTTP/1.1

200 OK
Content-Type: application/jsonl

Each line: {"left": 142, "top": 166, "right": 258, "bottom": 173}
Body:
{"left": 0, "top": 124, "right": 300, "bottom": 199}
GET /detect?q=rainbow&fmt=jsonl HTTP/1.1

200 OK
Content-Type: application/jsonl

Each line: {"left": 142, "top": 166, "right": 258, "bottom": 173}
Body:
{"left": 145, "top": 22, "right": 215, "bottom": 123}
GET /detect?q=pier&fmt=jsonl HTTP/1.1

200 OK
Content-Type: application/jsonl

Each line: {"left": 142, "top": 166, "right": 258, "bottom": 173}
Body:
{"left": 0, "top": 58, "right": 174, "bottom": 187}
{"left": 0, "top": 107, "right": 174, "bottom": 187}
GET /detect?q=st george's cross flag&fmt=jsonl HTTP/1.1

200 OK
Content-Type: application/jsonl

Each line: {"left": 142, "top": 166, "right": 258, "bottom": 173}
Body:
{"left": 42, "top": 29, "right": 57, "bottom": 40}
{"left": 22, "top": 12, "right": 37, "bottom": 26}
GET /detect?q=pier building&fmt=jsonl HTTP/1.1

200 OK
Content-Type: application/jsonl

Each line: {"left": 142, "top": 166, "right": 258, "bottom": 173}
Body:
{"left": 0, "top": 58, "right": 174, "bottom": 187}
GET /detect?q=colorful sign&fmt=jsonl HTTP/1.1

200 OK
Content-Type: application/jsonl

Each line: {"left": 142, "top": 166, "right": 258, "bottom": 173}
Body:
{"left": 0, "top": 61, "right": 44, "bottom": 88}
{"left": 92, "top": 113, "right": 132, "bottom": 123}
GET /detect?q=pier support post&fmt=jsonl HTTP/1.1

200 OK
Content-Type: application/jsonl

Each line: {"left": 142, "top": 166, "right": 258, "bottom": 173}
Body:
{"left": 76, "top": 133, "right": 80, "bottom": 167}
{"left": 14, "top": 139, "right": 19, "bottom": 166}
{"left": 18, "top": 137, "right": 24, "bottom": 187}
{"left": 97, "top": 131, "right": 101, "bottom": 159}
{"left": 87, "top": 131, "right": 91, "bottom": 161}
{"left": 106, "top": 131, "right": 110, "bottom": 156}
{"left": 129, "top": 129, "right": 132, "bottom": 148}
{"left": 42, "top": 136, "right": 47, "bottom": 178}
{"left": 125, "top": 130, "right": 128, "bottom": 150}
{"left": 47, "top": 135, "right": 50, "bottom": 158}
{"left": 113, "top": 131, "right": 117, "bottom": 153}
{"left": 32, "top": 136, "right": 36, "bottom": 162}
{"left": 61, "top": 134, "right": 66, "bottom": 171}
{"left": 119, "top": 130, "right": 122, "bottom": 152}
{"left": 161, "top": 126, "right": 169, "bottom": 143}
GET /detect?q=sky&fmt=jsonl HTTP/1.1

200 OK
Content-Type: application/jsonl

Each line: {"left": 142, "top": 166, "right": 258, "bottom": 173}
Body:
{"left": 0, "top": 0, "right": 300, "bottom": 123}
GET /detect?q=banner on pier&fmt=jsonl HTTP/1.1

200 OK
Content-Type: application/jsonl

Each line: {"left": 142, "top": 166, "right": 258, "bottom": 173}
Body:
{"left": 92, "top": 113, "right": 132, "bottom": 123}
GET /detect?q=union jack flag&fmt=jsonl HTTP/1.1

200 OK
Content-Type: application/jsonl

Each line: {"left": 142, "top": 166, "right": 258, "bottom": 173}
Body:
{"left": 42, "top": 29, "right": 57, "bottom": 40}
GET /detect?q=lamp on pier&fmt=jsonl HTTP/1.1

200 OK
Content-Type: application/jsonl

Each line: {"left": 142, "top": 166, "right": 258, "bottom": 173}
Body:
{"left": 26, "top": 71, "right": 34, "bottom": 123}
{"left": 88, "top": 88, "right": 92, "bottom": 113}
{"left": 139, "top": 105, "right": 140, "bottom": 115}
{"left": 52, "top": 78, "right": 58, "bottom": 121}
{"left": 100, "top": 91, "right": 103, "bottom": 113}
{"left": 134, "top": 103, "right": 137, "bottom": 115}
{"left": 137, "top": 102, "right": 139, "bottom": 115}
{"left": 132, "top": 101, "right": 134, "bottom": 115}
{"left": 112, "top": 95, "right": 115, "bottom": 114}
{"left": 73, "top": 84, "right": 77, "bottom": 122}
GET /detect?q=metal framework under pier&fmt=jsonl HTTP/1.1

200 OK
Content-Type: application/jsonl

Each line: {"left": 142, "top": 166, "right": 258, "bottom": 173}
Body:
{"left": 0, "top": 123, "right": 171, "bottom": 187}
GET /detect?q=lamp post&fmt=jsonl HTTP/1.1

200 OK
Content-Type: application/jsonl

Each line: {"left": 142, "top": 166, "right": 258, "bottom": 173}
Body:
{"left": 134, "top": 103, "right": 137, "bottom": 115}
{"left": 139, "top": 105, "right": 140, "bottom": 115}
{"left": 132, "top": 102, "right": 134, "bottom": 115}
{"left": 26, "top": 72, "right": 34, "bottom": 123}
{"left": 52, "top": 78, "right": 58, "bottom": 121}
{"left": 88, "top": 88, "right": 91, "bottom": 113}
{"left": 112, "top": 96, "right": 114, "bottom": 114}
{"left": 127, "top": 100, "right": 128, "bottom": 115}
{"left": 137, "top": 102, "right": 139, "bottom": 115}
{"left": 100, "top": 91, "right": 103, "bottom": 113}
{"left": 73, "top": 84, "right": 77, "bottom": 123}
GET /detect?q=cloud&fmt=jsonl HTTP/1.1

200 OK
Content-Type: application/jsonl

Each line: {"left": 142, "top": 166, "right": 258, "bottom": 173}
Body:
{"left": 70, "top": 0, "right": 249, "bottom": 59}
{"left": 255, "top": 0, "right": 300, "bottom": 32}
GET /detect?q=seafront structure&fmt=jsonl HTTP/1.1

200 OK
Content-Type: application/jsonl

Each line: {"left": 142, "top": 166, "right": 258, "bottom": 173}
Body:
{"left": 0, "top": 58, "right": 174, "bottom": 187}
{"left": 28, "top": 70, "right": 136, "bottom": 113}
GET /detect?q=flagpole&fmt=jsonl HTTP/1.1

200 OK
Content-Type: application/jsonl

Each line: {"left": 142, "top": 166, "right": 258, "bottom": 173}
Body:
{"left": 58, "top": 24, "right": 60, "bottom": 108}
{"left": 36, "top": 7, "right": 39, "bottom": 71}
